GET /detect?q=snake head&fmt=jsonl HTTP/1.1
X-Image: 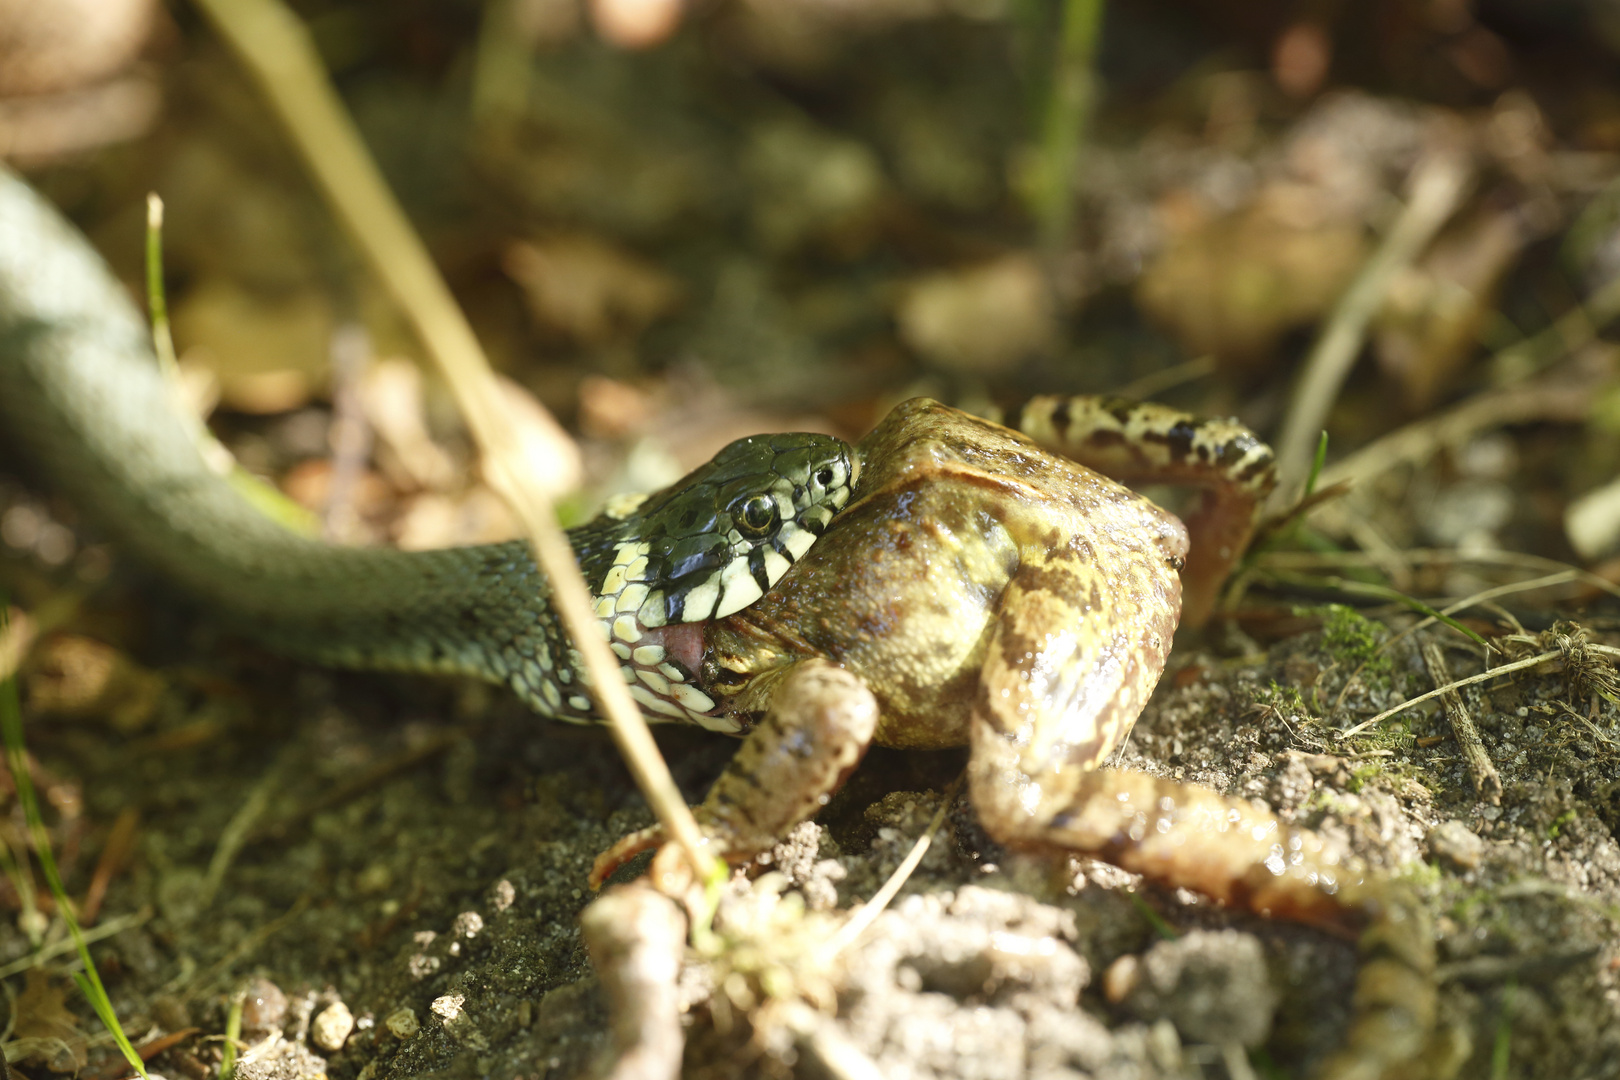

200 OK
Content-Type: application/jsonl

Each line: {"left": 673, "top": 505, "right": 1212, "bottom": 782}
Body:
{"left": 580, "top": 431, "right": 857, "bottom": 637}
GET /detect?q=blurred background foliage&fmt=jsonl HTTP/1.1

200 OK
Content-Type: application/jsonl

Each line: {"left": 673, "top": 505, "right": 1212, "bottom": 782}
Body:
{"left": 5, "top": 0, "right": 1620, "bottom": 578}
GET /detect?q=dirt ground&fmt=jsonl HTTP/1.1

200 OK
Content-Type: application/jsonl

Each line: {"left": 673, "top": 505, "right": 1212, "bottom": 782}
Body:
{"left": 1, "top": 551, "right": 1616, "bottom": 1079}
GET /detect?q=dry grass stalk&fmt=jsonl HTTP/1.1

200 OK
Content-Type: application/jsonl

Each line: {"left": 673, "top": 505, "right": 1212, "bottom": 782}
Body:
{"left": 1420, "top": 639, "right": 1502, "bottom": 804}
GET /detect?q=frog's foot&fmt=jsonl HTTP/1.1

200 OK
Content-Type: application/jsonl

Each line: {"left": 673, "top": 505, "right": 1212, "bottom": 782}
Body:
{"left": 969, "top": 753, "right": 1438, "bottom": 1078}
{"left": 590, "top": 659, "right": 878, "bottom": 890}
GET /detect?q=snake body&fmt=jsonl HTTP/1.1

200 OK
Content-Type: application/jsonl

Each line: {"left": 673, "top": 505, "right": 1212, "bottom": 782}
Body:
{"left": 0, "top": 170, "right": 855, "bottom": 733}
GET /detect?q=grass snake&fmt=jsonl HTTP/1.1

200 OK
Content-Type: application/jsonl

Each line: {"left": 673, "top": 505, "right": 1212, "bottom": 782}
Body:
{"left": 0, "top": 169, "right": 856, "bottom": 733}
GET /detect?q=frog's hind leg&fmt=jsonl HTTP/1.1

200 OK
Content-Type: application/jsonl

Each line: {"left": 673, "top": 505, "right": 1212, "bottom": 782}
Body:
{"left": 994, "top": 395, "right": 1276, "bottom": 626}
{"left": 967, "top": 566, "right": 1436, "bottom": 1079}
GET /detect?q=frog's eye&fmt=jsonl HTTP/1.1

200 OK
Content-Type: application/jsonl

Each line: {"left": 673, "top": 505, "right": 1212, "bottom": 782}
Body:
{"left": 736, "top": 494, "right": 779, "bottom": 538}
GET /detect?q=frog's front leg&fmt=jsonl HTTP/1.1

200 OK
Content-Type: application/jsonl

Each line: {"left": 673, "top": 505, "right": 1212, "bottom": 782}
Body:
{"left": 590, "top": 659, "right": 878, "bottom": 888}
{"left": 967, "top": 561, "right": 1436, "bottom": 1079}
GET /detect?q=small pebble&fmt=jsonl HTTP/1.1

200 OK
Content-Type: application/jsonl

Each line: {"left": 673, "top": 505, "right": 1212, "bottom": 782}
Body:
{"left": 1122, "top": 930, "right": 1277, "bottom": 1048}
{"left": 240, "top": 977, "right": 288, "bottom": 1036}
{"left": 1427, "top": 819, "right": 1485, "bottom": 871}
{"left": 355, "top": 863, "right": 393, "bottom": 895}
{"left": 431, "top": 994, "right": 466, "bottom": 1023}
{"left": 312, "top": 1001, "right": 355, "bottom": 1052}
{"left": 1103, "top": 953, "right": 1140, "bottom": 1004}
{"left": 385, "top": 1007, "right": 419, "bottom": 1040}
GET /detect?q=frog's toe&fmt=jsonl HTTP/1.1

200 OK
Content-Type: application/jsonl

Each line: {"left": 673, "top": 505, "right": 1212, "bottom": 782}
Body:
{"left": 591, "top": 824, "right": 668, "bottom": 890}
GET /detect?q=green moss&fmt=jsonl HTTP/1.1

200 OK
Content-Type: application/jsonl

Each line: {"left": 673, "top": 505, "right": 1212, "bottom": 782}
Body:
{"left": 1547, "top": 808, "right": 1577, "bottom": 839}
{"left": 1252, "top": 680, "right": 1308, "bottom": 716}
{"left": 1346, "top": 761, "right": 1383, "bottom": 793}
{"left": 1349, "top": 715, "right": 1417, "bottom": 756}
{"left": 1397, "top": 858, "right": 1444, "bottom": 890}
{"left": 1317, "top": 604, "right": 1393, "bottom": 674}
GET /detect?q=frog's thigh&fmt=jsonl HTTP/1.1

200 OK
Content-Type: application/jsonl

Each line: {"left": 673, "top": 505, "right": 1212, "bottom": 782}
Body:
{"left": 965, "top": 552, "right": 1176, "bottom": 814}
{"left": 965, "top": 559, "right": 1357, "bottom": 932}
{"left": 694, "top": 658, "right": 878, "bottom": 861}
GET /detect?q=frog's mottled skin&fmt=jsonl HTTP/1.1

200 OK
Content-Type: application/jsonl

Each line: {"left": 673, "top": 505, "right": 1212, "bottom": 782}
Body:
{"left": 710, "top": 398, "right": 1188, "bottom": 758}
{"left": 595, "top": 397, "right": 1438, "bottom": 1080}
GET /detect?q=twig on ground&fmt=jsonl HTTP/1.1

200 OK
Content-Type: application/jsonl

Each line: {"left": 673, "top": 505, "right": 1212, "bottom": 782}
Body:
{"left": 1330, "top": 570, "right": 1582, "bottom": 714}
{"left": 201, "top": 754, "right": 289, "bottom": 909}
{"left": 1343, "top": 629, "right": 1620, "bottom": 741}
{"left": 250, "top": 729, "right": 462, "bottom": 842}
{"left": 1491, "top": 262, "right": 1620, "bottom": 385}
{"left": 1255, "top": 549, "right": 1620, "bottom": 604}
{"left": 1338, "top": 650, "right": 1554, "bottom": 739}
{"left": 185, "top": 895, "right": 311, "bottom": 1003}
{"left": 1315, "top": 365, "right": 1602, "bottom": 494}
{"left": 79, "top": 807, "right": 140, "bottom": 925}
{"left": 1502, "top": 626, "right": 1620, "bottom": 711}
{"left": 820, "top": 775, "right": 962, "bottom": 962}
{"left": 0, "top": 908, "right": 153, "bottom": 982}
{"left": 1111, "top": 355, "right": 1216, "bottom": 401}
{"left": 1421, "top": 639, "right": 1502, "bottom": 804}
{"left": 322, "top": 322, "right": 373, "bottom": 543}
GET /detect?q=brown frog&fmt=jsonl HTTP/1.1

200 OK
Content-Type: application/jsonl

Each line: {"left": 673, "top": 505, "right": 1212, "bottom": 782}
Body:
{"left": 592, "top": 396, "right": 1438, "bottom": 1080}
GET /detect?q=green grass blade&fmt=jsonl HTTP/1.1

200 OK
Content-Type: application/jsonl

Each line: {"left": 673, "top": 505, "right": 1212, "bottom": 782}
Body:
{"left": 0, "top": 608, "right": 149, "bottom": 1080}
{"left": 220, "top": 990, "right": 245, "bottom": 1080}
{"left": 1304, "top": 430, "right": 1329, "bottom": 498}
{"left": 144, "top": 194, "right": 179, "bottom": 379}
{"left": 1128, "top": 892, "right": 1178, "bottom": 941}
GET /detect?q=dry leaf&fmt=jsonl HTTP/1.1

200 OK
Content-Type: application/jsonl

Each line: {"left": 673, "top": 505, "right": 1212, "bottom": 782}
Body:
{"left": 26, "top": 634, "right": 164, "bottom": 733}
{"left": 492, "top": 375, "right": 584, "bottom": 502}
{"left": 171, "top": 279, "right": 330, "bottom": 414}
{"left": 503, "top": 235, "right": 682, "bottom": 345}
{"left": 1375, "top": 207, "right": 1524, "bottom": 410}
{"left": 359, "top": 359, "right": 459, "bottom": 493}
{"left": 10, "top": 969, "right": 90, "bottom": 1073}
{"left": 897, "top": 254, "right": 1056, "bottom": 374}
{"left": 1136, "top": 199, "right": 1366, "bottom": 369}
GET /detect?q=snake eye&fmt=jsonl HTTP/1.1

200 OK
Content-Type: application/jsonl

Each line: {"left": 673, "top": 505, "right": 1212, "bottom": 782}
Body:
{"left": 815, "top": 466, "right": 835, "bottom": 487}
{"left": 736, "top": 495, "right": 779, "bottom": 537}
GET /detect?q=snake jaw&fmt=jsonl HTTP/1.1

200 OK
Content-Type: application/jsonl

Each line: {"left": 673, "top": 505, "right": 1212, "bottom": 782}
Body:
{"left": 563, "top": 431, "right": 855, "bottom": 728}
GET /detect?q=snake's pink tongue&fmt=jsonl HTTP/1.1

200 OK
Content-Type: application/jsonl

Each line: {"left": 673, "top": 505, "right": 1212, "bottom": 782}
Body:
{"left": 642, "top": 621, "right": 704, "bottom": 675}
